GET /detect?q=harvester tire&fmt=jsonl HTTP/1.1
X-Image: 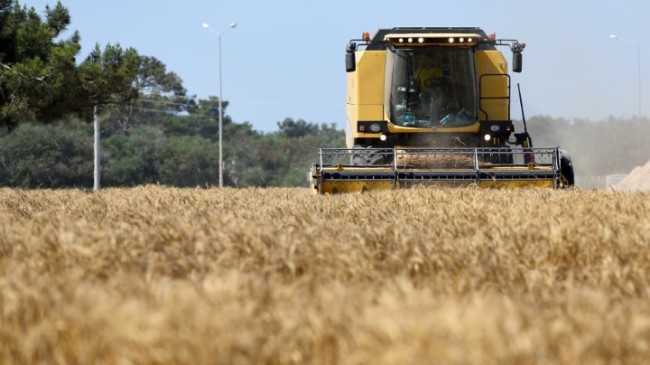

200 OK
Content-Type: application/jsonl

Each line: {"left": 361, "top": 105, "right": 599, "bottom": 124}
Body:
{"left": 559, "top": 150, "right": 575, "bottom": 187}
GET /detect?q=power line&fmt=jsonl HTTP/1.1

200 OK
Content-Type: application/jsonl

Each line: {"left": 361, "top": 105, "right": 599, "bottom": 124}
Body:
{"left": 128, "top": 97, "right": 344, "bottom": 108}
{"left": 230, "top": 100, "right": 343, "bottom": 107}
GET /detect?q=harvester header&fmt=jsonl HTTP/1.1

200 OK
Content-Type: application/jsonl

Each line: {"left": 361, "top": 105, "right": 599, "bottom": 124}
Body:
{"left": 313, "top": 147, "right": 567, "bottom": 194}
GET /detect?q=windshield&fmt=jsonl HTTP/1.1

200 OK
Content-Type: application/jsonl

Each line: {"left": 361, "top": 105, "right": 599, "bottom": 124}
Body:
{"left": 388, "top": 47, "right": 477, "bottom": 128}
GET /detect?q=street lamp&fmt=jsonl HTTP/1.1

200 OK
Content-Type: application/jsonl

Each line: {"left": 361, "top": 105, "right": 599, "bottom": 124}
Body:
{"left": 203, "top": 21, "right": 237, "bottom": 188}
{"left": 609, "top": 34, "right": 642, "bottom": 116}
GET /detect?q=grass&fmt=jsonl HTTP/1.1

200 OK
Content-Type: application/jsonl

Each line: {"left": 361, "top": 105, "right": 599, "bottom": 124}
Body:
{"left": 1, "top": 186, "right": 649, "bottom": 364}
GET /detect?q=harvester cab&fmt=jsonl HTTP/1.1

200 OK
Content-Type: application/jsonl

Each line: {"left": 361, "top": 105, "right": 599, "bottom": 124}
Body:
{"left": 311, "top": 27, "right": 575, "bottom": 194}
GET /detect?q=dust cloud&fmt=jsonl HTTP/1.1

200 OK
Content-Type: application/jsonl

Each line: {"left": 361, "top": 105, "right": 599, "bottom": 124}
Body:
{"left": 515, "top": 115, "right": 650, "bottom": 190}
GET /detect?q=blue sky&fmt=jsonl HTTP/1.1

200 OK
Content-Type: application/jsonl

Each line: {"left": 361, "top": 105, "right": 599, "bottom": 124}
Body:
{"left": 22, "top": 0, "right": 650, "bottom": 131}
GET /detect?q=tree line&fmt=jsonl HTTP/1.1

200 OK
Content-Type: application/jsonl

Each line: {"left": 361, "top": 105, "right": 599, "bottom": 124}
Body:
{"left": 0, "top": 110, "right": 344, "bottom": 188}
{"left": 3, "top": 112, "right": 649, "bottom": 189}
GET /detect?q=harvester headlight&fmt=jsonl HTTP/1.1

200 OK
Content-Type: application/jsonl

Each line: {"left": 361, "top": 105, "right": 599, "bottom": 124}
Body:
{"left": 418, "top": 37, "right": 424, "bottom": 43}
{"left": 369, "top": 123, "right": 381, "bottom": 133}
{"left": 468, "top": 38, "right": 473, "bottom": 42}
{"left": 459, "top": 37, "right": 465, "bottom": 43}
{"left": 484, "top": 134, "right": 492, "bottom": 141}
{"left": 408, "top": 37, "right": 413, "bottom": 43}
{"left": 448, "top": 37, "right": 455, "bottom": 43}
{"left": 380, "top": 134, "right": 388, "bottom": 141}
{"left": 399, "top": 38, "right": 404, "bottom": 43}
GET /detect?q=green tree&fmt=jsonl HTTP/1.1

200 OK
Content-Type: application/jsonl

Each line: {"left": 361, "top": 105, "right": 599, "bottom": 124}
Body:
{"left": 77, "top": 43, "right": 141, "bottom": 190}
{"left": 103, "top": 125, "right": 165, "bottom": 186}
{"left": 0, "top": 0, "right": 82, "bottom": 128}
{"left": 77, "top": 43, "right": 140, "bottom": 113}
{"left": 223, "top": 121, "right": 262, "bottom": 186}
{"left": 160, "top": 113, "right": 216, "bottom": 139}
{"left": 0, "top": 121, "right": 92, "bottom": 187}
{"left": 233, "top": 120, "right": 345, "bottom": 187}
{"left": 156, "top": 97, "right": 232, "bottom": 140}
{"left": 277, "top": 118, "right": 319, "bottom": 138}
{"left": 191, "top": 96, "right": 231, "bottom": 122}
{"left": 159, "top": 135, "right": 218, "bottom": 187}
{"left": 100, "top": 55, "right": 194, "bottom": 136}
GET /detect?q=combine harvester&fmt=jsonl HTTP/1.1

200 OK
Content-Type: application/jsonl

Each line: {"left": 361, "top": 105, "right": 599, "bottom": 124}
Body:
{"left": 310, "top": 27, "right": 574, "bottom": 194}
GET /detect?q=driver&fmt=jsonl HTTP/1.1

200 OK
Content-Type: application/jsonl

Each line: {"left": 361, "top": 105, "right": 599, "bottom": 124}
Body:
{"left": 414, "top": 55, "right": 443, "bottom": 112}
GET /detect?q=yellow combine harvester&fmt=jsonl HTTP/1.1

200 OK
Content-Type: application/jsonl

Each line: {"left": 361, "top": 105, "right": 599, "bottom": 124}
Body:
{"left": 310, "top": 27, "right": 574, "bottom": 194}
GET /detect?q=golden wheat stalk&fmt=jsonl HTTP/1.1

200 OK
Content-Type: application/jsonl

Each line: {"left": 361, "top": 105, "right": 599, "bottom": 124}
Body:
{"left": 1, "top": 187, "right": 649, "bottom": 364}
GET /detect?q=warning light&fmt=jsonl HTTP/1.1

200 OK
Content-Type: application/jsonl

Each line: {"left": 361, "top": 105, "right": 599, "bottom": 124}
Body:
{"left": 362, "top": 32, "right": 370, "bottom": 40}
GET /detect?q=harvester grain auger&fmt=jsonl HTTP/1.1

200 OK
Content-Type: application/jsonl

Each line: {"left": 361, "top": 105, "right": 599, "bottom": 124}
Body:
{"left": 310, "top": 27, "right": 575, "bottom": 194}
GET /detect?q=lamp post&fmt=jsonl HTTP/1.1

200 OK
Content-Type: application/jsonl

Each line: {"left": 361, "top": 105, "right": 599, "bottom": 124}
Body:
{"left": 203, "top": 22, "right": 237, "bottom": 188}
{"left": 609, "top": 34, "right": 642, "bottom": 116}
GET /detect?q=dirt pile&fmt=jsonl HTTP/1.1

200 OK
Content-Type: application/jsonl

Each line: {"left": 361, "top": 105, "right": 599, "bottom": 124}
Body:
{"left": 614, "top": 159, "right": 650, "bottom": 191}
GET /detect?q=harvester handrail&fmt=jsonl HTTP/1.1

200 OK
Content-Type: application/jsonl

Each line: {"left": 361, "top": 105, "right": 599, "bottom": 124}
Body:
{"left": 319, "top": 147, "right": 560, "bottom": 169}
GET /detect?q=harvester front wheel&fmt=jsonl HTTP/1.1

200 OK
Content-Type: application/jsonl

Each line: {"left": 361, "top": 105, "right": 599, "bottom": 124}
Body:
{"left": 559, "top": 150, "right": 575, "bottom": 187}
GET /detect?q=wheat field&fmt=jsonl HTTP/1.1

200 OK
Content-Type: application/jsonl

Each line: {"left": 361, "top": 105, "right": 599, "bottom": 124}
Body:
{"left": 1, "top": 186, "right": 649, "bottom": 364}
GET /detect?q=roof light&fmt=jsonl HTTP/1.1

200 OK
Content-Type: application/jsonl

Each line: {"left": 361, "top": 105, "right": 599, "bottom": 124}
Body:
{"left": 383, "top": 33, "right": 481, "bottom": 46}
{"left": 363, "top": 32, "right": 370, "bottom": 40}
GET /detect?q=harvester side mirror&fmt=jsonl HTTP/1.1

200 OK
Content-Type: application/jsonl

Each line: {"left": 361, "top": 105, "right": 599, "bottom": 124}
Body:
{"left": 346, "top": 43, "right": 356, "bottom": 72}
{"left": 510, "top": 41, "right": 525, "bottom": 73}
{"left": 512, "top": 52, "right": 523, "bottom": 73}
